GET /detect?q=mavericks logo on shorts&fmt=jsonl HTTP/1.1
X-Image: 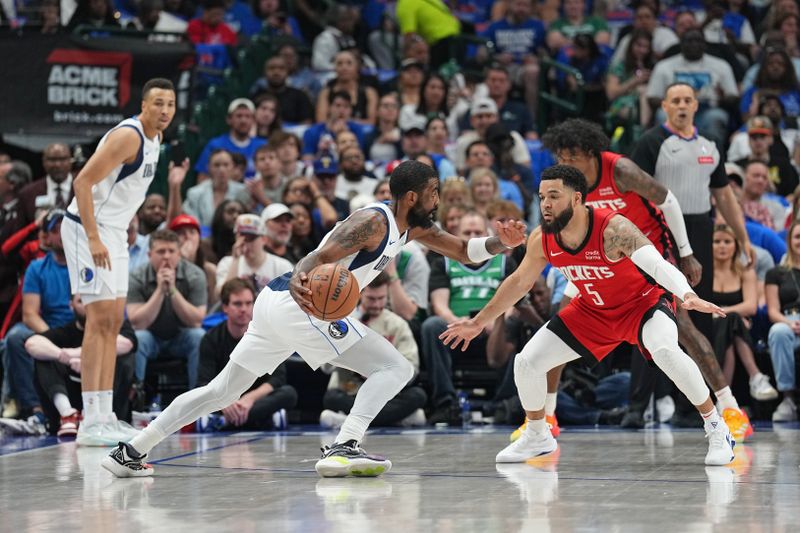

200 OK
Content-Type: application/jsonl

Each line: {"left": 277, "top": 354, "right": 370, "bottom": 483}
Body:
{"left": 328, "top": 320, "right": 349, "bottom": 339}
{"left": 80, "top": 267, "right": 94, "bottom": 283}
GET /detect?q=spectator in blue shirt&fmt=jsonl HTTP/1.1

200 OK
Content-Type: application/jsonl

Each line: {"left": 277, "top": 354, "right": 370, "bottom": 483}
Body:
{"left": 4, "top": 209, "right": 72, "bottom": 421}
{"left": 482, "top": 0, "right": 546, "bottom": 120}
{"left": 302, "top": 91, "right": 366, "bottom": 162}
{"left": 194, "top": 98, "right": 267, "bottom": 180}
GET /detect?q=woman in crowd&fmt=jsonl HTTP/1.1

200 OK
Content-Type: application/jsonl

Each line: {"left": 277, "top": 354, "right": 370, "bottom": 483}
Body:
{"left": 765, "top": 220, "right": 800, "bottom": 422}
{"left": 437, "top": 203, "right": 470, "bottom": 236}
{"left": 396, "top": 59, "right": 425, "bottom": 109}
{"left": 469, "top": 168, "right": 501, "bottom": 217}
{"left": 742, "top": 48, "right": 800, "bottom": 120}
{"left": 440, "top": 177, "right": 471, "bottom": 207}
{"left": 425, "top": 117, "right": 456, "bottom": 164}
{"left": 201, "top": 199, "right": 246, "bottom": 264}
{"left": 287, "top": 202, "right": 318, "bottom": 259}
{"left": 282, "top": 177, "right": 338, "bottom": 234}
{"left": 606, "top": 29, "right": 654, "bottom": 127}
{"left": 316, "top": 50, "right": 378, "bottom": 126}
{"left": 711, "top": 224, "right": 778, "bottom": 400}
{"left": 399, "top": 74, "right": 450, "bottom": 132}
{"left": 365, "top": 93, "right": 402, "bottom": 165}
{"left": 269, "top": 131, "right": 306, "bottom": 180}
{"left": 183, "top": 149, "right": 251, "bottom": 227}
{"left": 253, "top": 93, "right": 283, "bottom": 140}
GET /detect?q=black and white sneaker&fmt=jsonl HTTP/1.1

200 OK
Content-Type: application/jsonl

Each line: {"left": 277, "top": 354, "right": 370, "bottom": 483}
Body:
{"left": 314, "top": 439, "right": 392, "bottom": 478}
{"left": 101, "top": 442, "right": 154, "bottom": 478}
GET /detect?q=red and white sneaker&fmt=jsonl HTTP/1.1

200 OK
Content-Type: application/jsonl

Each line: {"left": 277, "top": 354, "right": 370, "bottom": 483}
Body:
{"left": 57, "top": 411, "right": 80, "bottom": 437}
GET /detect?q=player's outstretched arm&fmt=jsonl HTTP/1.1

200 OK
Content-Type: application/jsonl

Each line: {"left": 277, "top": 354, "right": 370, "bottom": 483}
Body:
{"left": 614, "top": 157, "right": 701, "bottom": 285}
{"left": 413, "top": 219, "right": 527, "bottom": 264}
{"left": 440, "top": 229, "right": 548, "bottom": 351}
{"left": 73, "top": 127, "right": 142, "bottom": 270}
{"left": 289, "top": 209, "right": 388, "bottom": 313}
{"left": 603, "top": 215, "right": 725, "bottom": 316}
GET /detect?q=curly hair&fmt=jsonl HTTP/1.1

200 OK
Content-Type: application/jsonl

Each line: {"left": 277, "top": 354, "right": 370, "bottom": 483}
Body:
{"left": 541, "top": 118, "right": 609, "bottom": 156}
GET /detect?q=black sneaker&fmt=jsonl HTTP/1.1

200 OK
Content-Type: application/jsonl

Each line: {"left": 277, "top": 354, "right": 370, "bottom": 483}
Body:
{"left": 314, "top": 439, "right": 392, "bottom": 478}
{"left": 101, "top": 442, "right": 154, "bottom": 478}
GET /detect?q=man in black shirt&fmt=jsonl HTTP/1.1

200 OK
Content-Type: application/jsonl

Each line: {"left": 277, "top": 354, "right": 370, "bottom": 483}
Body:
{"left": 24, "top": 294, "right": 136, "bottom": 437}
{"left": 198, "top": 279, "right": 297, "bottom": 429}
{"left": 249, "top": 56, "right": 314, "bottom": 125}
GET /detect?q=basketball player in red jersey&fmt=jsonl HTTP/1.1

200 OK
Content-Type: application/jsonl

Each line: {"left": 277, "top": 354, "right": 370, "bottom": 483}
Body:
{"left": 525, "top": 119, "right": 752, "bottom": 442}
{"left": 441, "top": 165, "right": 735, "bottom": 466}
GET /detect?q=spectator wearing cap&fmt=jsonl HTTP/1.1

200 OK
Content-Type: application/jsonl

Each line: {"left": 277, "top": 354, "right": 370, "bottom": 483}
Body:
{"left": 194, "top": 98, "right": 267, "bottom": 181}
{"left": 396, "top": 0, "right": 461, "bottom": 68}
{"left": 733, "top": 116, "right": 800, "bottom": 198}
{"left": 311, "top": 3, "right": 359, "bottom": 72}
{"left": 364, "top": 92, "right": 402, "bottom": 165}
{"left": 4, "top": 209, "right": 71, "bottom": 425}
{"left": 302, "top": 91, "right": 366, "bottom": 162}
{"left": 399, "top": 116, "right": 457, "bottom": 181}
{"left": 396, "top": 58, "right": 426, "bottom": 109}
{"left": 170, "top": 214, "right": 218, "bottom": 307}
{"left": 454, "top": 97, "right": 531, "bottom": 173}
{"left": 261, "top": 203, "right": 298, "bottom": 263}
{"left": 317, "top": 50, "right": 379, "bottom": 126}
{"left": 312, "top": 157, "right": 350, "bottom": 222}
{"left": 250, "top": 56, "right": 314, "bottom": 125}
{"left": 335, "top": 147, "right": 377, "bottom": 203}
{"left": 216, "top": 213, "right": 293, "bottom": 295}
{"left": 127, "top": 229, "right": 208, "bottom": 390}
{"left": 187, "top": 0, "right": 238, "bottom": 46}
{"left": 183, "top": 149, "right": 252, "bottom": 227}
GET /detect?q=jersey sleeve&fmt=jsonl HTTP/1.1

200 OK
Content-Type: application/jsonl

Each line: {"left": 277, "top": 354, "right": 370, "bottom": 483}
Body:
{"left": 709, "top": 156, "right": 728, "bottom": 189}
{"left": 428, "top": 256, "right": 450, "bottom": 292}
{"left": 630, "top": 129, "right": 663, "bottom": 177}
{"left": 764, "top": 266, "right": 784, "bottom": 287}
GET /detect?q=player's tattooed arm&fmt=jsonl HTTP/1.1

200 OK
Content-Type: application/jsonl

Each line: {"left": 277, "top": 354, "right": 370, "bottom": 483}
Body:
{"left": 413, "top": 219, "right": 526, "bottom": 264}
{"left": 613, "top": 157, "right": 668, "bottom": 203}
{"left": 603, "top": 215, "right": 653, "bottom": 261}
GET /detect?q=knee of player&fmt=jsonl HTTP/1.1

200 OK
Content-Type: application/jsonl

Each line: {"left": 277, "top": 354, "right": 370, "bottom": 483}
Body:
{"left": 90, "top": 312, "right": 118, "bottom": 334}
{"left": 395, "top": 358, "right": 415, "bottom": 384}
{"left": 514, "top": 350, "right": 541, "bottom": 375}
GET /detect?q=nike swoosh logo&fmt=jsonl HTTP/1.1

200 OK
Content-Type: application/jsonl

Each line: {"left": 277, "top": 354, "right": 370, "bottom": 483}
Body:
{"left": 388, "top": 240, "right": 396, "bottom": 246}
{"left": 551, "top": 251, "right": 564, "bottom": 256}
{"left": 642, "top": 287, "right": 655, "bottom": 297}
{"left": 671, "top": 148, "right": 680, "bottom": 153}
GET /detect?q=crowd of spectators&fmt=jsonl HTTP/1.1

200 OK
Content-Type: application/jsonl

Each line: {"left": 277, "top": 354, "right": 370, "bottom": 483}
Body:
{"left": 2, "top": 0, "right": 800, "bottom": 435}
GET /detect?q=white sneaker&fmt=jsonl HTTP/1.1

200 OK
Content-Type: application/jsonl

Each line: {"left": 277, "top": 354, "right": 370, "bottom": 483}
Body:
{"left": 749, "top": 373, "right": 778, "bottom": 401}
{"left": 272, "top": 408, "right": 287, "bottom": 429}
{"left": 77, "top": 420, "right": 135, "bottom": 447}
{"left": 496, "top": 427, "right": 557, "bottom": 463}
{"left": 400, "top": 408, "right": 426, "bottom": 427}
{"left": 772, "top": 397, "right": 798, "bottom": 422}
{"left": 319, "top": 409, "right": 347, "bottom": 429}
{"left": 705, "top": 421, "right": 735, "bottom": 466}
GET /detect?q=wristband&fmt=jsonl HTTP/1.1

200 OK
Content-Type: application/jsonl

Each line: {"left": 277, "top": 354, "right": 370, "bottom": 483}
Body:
{"left": 169, "top": 287, "right": 177, "bottom": 298}
{"left": 467, "top": 237, "right": 495, "bottom": 263}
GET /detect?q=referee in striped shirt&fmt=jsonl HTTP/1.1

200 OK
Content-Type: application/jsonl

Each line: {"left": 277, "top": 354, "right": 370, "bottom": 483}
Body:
{"left": 632, "top": 81, "right": 754, "bottom": 339}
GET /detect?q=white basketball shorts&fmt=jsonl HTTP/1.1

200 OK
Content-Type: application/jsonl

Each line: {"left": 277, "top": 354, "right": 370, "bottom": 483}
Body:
{"left": 62, "top": 215, "right": 130, "bottom": 303}
{"left": 229, "top": 284, "right": 370, "bottom": 376}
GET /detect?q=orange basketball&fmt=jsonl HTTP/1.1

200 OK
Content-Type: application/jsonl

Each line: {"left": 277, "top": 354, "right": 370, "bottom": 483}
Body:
{"left": 307, "top": 263, "right": 360, "bottom": 321}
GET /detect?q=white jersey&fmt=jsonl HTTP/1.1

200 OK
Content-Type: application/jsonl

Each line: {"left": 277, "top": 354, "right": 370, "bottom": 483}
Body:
{"left": 267, "top": 202, "right": 409, "bottom": 293}
{"left": 67, "top": 117, "right": 160, "bottom": 230}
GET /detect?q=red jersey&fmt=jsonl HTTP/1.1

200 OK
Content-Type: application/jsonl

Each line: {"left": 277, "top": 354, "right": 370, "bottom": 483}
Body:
{"left": 542, "top": 207, "right": 672, "bottom": 361}
{"left": 585, "top": 151, "right": 672, "bottom": 255}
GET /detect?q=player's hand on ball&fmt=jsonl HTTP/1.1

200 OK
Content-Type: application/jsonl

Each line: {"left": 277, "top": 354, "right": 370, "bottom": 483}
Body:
{"left": 681, "top": 293, "right": 726, "bottom": 317}
{"left": 88, "top": 236, "right": 111, "bottom": 270}
{"left": 495, "top": 219, "right": 527, "bottom": 249}
{"left": 440, "top": 318, "right": 483, "bottom": 352}
{"left": 290, "top": 272, "right": 314, "bottom": 314}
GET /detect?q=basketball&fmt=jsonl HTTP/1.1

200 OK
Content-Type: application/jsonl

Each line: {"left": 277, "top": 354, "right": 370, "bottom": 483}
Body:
{"left": 307, "top": 263, "right": 360, "bottom": 321}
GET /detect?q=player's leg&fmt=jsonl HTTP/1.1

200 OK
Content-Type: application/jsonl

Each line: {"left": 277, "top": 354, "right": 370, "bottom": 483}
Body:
{"left": 496, "top": 326, "right": 580, "bottom": 463}
{"left": 676, "top": 307, "right": 752, "bottom": 440}
{"left": 511, "top": 363, "right": 563, "bottom": 442}
{"left": 315, "top": 329, "right": 414, "bottom": 477}
{"left": 642, "top": 310, "right": 734, "bottom": 466}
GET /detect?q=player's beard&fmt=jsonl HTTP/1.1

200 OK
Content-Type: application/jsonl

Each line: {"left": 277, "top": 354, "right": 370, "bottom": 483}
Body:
{"left": 408, "top": 203, "right": 436, "bottom": 229}
{"left": 541, "top": 205, "right": 574, "bottom": 234}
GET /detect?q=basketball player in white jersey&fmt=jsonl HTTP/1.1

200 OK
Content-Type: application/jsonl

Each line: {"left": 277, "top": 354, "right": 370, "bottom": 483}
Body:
{"left": 102, "top": 161, "right": 526, "bottom": 478}
{"left": 62, "top": 78, "right": 186, "bottom": 446}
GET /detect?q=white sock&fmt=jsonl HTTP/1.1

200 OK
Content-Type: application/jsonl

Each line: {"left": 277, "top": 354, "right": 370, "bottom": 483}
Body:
{"left": 701, "top": 408, "right": 722, "bottom": 431}
{"left": 525, "top": 417, "right": 547, "bottom": 436}
{"left": 82, "top": 391, "right": 100, "bottom": 423}
{"left": 544, "top": 393, "right": 558, "bottom": 417}
{"left": 53, "top": 393, "right": 77, "bottom": 417}
{"left": 715, "top": 386, "right": 739, "bottom": 411}
{"left": 98, "top": 390, "right": 114, "bottom": 420}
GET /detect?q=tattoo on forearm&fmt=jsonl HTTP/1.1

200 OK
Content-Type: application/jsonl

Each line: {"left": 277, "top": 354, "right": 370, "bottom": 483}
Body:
{"left": 604, "top": 217, "right": 650, "bottom": 259}
{"left": 486, "top": 237, "right": 508, "bottom": 255}
{"left": 614, "top": 158, "right": 667, "bottom": 202}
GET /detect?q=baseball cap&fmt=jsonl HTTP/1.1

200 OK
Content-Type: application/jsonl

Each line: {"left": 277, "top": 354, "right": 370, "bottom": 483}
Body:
{"left": 168, "top": 213, "right": 200, "bottom": 232}
{"left": 385, "top": 159, "right": 403, "bottom": 175}
{"left": 470, "top": 97, "right": 498, "bottom": 116}
{"left": 227, "top": 98, "right": 255, "bottom": 115}
{"left": 402, "top": 115, "right": 427, "bottom": 135}
{"left": 725, "top": 162, "right": 744, "bottom": 188}
{"left": 747, "top": 116, "right": 773, "bottom": 136}
{"left": 235, "top": 213, "right": 266, "bottom": 235}
{"left": 44, "top": 208, "right": 65, "bottom": 232}
{"left": 260, "top": 203, "right": 294, "bottom": 222}
{"left": 314, "top": 156, "right": 339, "bottom": 175}
{"left": 400, "top": 58, "right": 425, "bottom": 71}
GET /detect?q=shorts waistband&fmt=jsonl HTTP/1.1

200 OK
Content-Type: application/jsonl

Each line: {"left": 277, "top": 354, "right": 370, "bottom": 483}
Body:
{"left": 65, "top": 211, "right": 81, "bottom": 225}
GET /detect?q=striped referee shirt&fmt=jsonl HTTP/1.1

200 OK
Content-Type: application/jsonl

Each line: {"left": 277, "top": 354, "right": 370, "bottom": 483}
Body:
{"left": 631, "top": 125, "right": 728, "bottom": 215}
